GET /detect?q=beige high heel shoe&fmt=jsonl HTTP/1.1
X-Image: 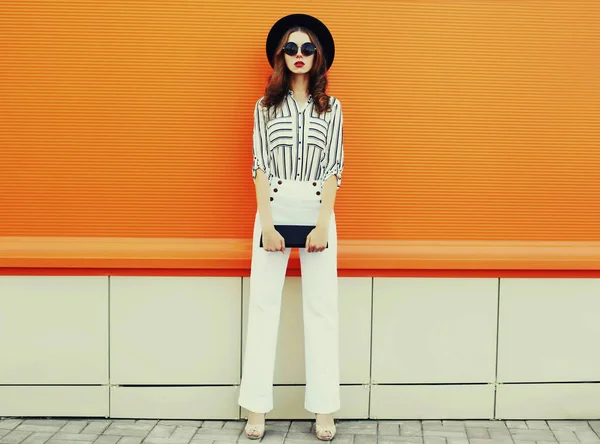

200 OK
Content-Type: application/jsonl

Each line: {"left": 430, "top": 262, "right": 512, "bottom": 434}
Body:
{"left": 315, "top": 414, "right": 336, "bottom": 441}
{"left": 244, "top": 412, "right": 265, "bottom": 440}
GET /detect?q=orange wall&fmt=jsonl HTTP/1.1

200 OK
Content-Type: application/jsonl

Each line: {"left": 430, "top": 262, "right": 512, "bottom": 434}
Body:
{"left": 1, "top": 1, "right": 599, "bottom": 241}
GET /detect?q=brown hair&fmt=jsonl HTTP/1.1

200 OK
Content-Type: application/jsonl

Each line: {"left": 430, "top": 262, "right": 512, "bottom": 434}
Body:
{"left": 261, "top": 27, "right": 331, "bottom": 116}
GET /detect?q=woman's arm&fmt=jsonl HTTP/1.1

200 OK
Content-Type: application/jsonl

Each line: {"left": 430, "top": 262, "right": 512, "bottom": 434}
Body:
{"left": 254, "top": 169, "right": 275, "bottom": 231}
{"left": 251, "top": 99, "right": 285, "bottom": 252}
{"left": 251, "top": 98, "right": 275, "bottom": 230}
{"left": 307, "top": 174, "right": 339, "bottom": 253}
{"left": 317, "top": 98, "right": 344, "bottom": 230}
{"left": 316, "top": 174, "right": 338, "bottom": 230}
{"left": 307, "top": 99, "right": 345, "bottom": 252}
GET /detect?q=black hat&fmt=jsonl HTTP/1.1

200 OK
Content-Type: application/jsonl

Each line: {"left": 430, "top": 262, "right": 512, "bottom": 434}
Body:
{"left": 266, "top": 13, "right": 335, "bottom": 71}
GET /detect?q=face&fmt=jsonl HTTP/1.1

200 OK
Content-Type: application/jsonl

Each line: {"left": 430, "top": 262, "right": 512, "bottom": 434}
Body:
{"left": 283, "top": 31, "right": 315, "bottom": 75}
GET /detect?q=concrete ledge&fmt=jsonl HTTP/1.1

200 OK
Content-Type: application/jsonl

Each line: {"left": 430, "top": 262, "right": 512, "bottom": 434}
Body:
{"left": 1, "top": 236, "right": 599, "bottom": 270}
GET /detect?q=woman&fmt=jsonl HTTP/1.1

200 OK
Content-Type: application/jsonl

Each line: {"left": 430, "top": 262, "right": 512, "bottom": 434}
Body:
{"left": 238, "top": 13, "right": 344, "bottom": 441}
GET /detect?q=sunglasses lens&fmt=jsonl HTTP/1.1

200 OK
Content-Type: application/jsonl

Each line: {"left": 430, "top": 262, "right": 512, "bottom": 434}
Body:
{"left": 283, "top": 42, "right": 316, "bottom": 57}
{"left": 283, "top": 42, "right": 298, "bottom": 56}
{"left": 301, "top": 43, "right": 316, "bottom": 56}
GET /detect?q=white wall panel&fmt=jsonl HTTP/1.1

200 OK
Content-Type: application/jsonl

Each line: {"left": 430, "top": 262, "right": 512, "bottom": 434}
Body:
{"left": 0, "top": 276, "right": 108, "bottom": 384}
{"left": 370, "top": 384, "right": 495, "bottom": 419}
{"left": 496, "top": 383, "right": 600, "bottom": 419}
{"left": 497, "top": 278, "right": 600, "bottom": 383}
{"left": 0, "top": 386, "right": 108, "bottom": 417}
{"left": 372, "top": 278, "right": 498, "bottom": 384}
{"left": 110, "top": 277, "right": 241, "bottom": 385}
{"left": 110, "top": 386, "right": 239, "bottom": 419}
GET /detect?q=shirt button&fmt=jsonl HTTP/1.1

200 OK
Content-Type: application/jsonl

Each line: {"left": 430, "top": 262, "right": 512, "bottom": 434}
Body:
{"left": 270, "top": 197, "right": 274, "bottom": 201}
{"left": 274, "top": 188, "right": 278, "bottom": 193}
{"left": 316, "top": 191, "right": 321, "bottom": 196}
{"left": 312, "top": 182, "right": 317, "bottom": 186}
{"left": 278, "top": 180, "right": 282, "bottom": 185}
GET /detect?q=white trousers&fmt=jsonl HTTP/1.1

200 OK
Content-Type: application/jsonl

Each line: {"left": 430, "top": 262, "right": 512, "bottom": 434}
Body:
{"left": 238, "top": 178, "right": 341, "bottom": 414}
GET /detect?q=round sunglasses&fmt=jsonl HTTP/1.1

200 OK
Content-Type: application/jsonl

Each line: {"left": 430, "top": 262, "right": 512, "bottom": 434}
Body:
{"left": 283, "top": 41, "right": 317, "bottom": 57}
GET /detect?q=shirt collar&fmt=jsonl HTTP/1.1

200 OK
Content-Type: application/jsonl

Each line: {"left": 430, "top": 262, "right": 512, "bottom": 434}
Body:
{"left": 288, "top": 89, "right": 313, "bottom": 103}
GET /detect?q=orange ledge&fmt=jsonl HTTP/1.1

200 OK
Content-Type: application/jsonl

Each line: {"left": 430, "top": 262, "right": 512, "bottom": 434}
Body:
{"left": 0, "top": 236, "right": 599, "bottom": 272}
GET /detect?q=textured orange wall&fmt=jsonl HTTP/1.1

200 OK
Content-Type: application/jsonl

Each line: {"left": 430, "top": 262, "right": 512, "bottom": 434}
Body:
{"left": 1, "top": 1, "right": 599, "bottom": 241}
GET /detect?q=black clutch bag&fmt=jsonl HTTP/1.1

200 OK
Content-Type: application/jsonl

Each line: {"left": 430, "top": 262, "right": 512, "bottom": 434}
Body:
{"left": 259, "top": 225, "right": 329, "bottom": 249}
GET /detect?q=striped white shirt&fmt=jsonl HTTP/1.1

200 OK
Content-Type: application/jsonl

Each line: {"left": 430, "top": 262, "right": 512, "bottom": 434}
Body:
{"left": 252, "top": 90, "right": 344, "bottom": 188}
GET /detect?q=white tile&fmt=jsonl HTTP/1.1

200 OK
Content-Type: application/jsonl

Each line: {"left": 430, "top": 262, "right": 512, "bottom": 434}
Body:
{"left": 0, "top": 386, "right": 108, "bottom": 417}
{"left": 370, "top": 384, "right": 495, "bottom": 419}
{"left": 372, "top": 278, "right": 498, "bottom": 383}
{"left": 110, "top": 386, "right": 239, "bottom": 420}
{"left": 0, "top": 276, "right": 109, "bottom": 384}
{"left": 497, "top": 278, "right": 600, "bottom": 382}
{"left": 110, "top": 277, "right": 241, "bottom": 385}
{"left": 242, "top": 277, "right": 372, "bottom": 385}
{"left": 496, "top": 383, "right": 600, "bottom": 419}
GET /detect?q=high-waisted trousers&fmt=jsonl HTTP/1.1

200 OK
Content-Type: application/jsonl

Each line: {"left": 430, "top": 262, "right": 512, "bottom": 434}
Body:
{"left": 238, "top": 177, "right": 340, "bottom": 414}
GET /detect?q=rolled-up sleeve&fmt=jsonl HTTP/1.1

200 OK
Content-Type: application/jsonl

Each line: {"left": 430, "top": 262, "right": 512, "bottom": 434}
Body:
{"left": 252, "top": 98, "right": 270, "bottom": 179}
{"left": 322, "top": 99, "right": 344, "bottom": 188}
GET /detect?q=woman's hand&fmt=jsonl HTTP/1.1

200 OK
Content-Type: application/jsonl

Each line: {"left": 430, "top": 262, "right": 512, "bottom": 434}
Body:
{"left": 262, "top": 227, "right": 286, "bottom": 253}
{"left": 306, "top": 225, "right": 328, "bottom": 253}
